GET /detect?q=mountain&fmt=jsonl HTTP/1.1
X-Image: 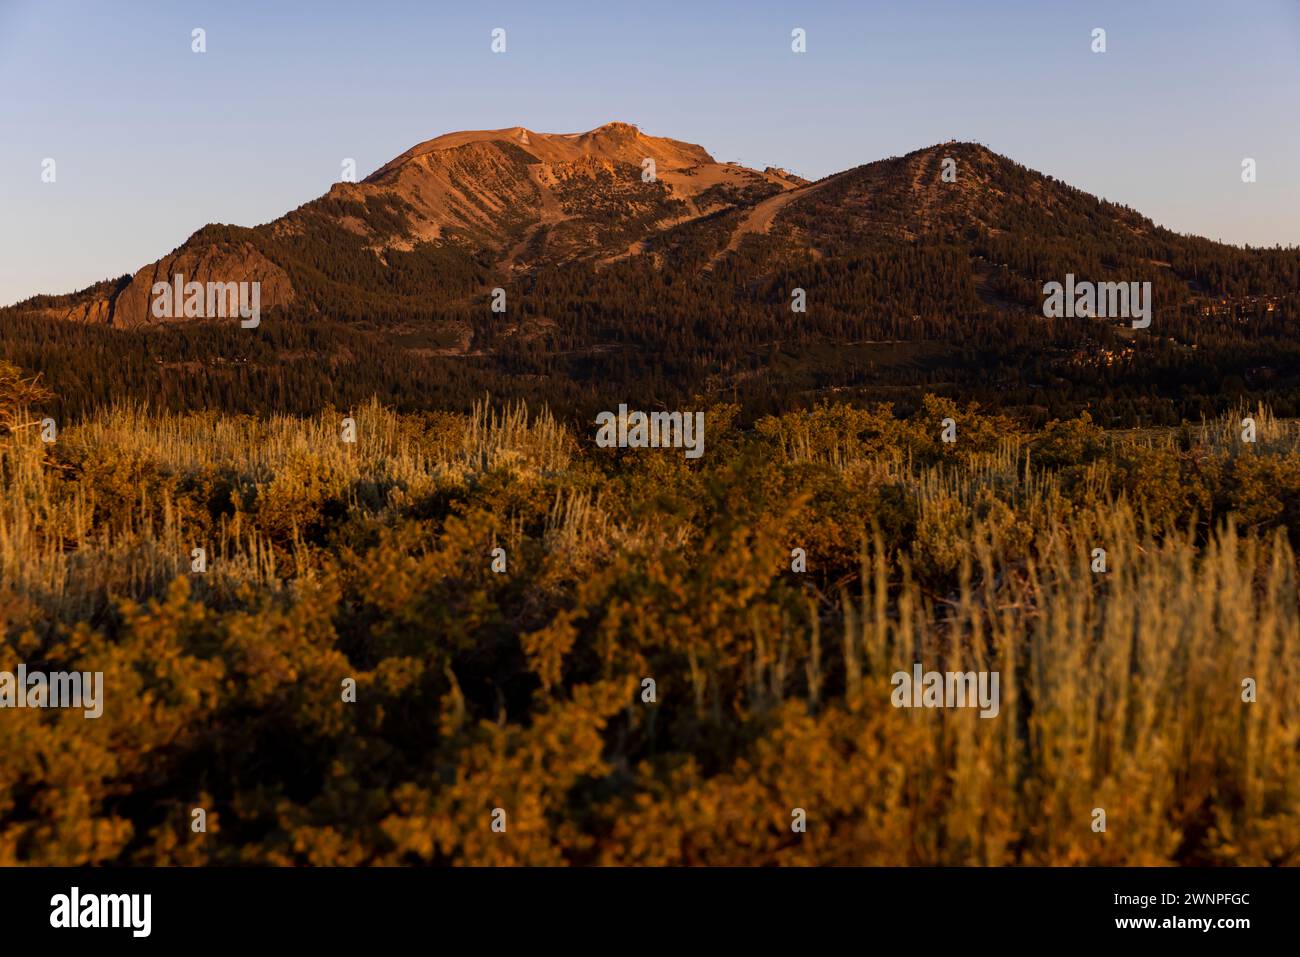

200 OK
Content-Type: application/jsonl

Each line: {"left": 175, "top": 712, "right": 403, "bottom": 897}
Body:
{"left": 9, "top": 124, "right": 1288, "bottom": 327}
{"left": 5, "top": 124, "right": 1300, "bottom": 426}
{"left": 12, "top": 123, "right": 808, "bottom": 327}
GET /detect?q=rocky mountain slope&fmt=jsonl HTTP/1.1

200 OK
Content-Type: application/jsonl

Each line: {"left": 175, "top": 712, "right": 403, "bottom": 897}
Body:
{"left": 11, "top": 123, "right": 1280, "bottom": 332}
{"left": 13, "top": 123, "right": 813, "bottom": 327}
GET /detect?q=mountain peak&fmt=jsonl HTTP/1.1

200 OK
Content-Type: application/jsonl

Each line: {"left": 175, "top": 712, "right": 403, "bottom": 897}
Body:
{"left": 583, "top": 121, "right": 641, "bottom": 137}
{"left": 365, "top": 121, "right": 715, "bottom": 183}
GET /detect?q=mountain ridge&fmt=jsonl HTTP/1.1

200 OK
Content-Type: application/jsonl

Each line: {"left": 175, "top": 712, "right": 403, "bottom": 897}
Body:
{"left": 5, "top": 125, "right": 1294, "bottom": 338}
{"left": 13, "top": 122, "right": 822, "bottom": 325}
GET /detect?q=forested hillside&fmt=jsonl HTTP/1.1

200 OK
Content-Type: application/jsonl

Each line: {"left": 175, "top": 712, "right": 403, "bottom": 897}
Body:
{"left": 5, "top": 137, "right": 1299, "bottom": 428}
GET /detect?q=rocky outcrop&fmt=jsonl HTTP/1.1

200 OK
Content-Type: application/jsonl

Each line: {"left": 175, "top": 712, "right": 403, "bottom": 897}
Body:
{"left": 111, "top": 241, "right": 295, "bottom": 327}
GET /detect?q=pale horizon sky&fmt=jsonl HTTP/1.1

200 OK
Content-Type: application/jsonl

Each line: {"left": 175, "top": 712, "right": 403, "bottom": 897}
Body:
{"left": 2, "top": 0, "right": 1299, "bottom": 306}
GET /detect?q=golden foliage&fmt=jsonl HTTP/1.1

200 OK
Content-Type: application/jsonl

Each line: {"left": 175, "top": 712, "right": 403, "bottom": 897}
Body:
{"left": 2, "top": 397, "right": 1300, "bottom": 864}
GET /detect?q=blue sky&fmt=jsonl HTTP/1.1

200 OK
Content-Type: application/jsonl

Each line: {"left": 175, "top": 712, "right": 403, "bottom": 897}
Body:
{"left": 2, "top": 0, "right": 1299, "bottom": 306}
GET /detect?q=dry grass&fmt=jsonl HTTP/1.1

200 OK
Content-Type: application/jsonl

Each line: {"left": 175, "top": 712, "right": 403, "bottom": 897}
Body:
{"left": 2, "top": 395, "right": 1299, "bottom": 864}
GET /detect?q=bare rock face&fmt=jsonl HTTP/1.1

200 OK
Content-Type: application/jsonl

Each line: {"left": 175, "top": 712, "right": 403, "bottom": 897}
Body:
{"left": 14, "top": 281, "right": 118, "bottom": 325}
{"left": 111, "top": 241, "right": 295, "bottom": 327}
{"left": 55, "top": 297, "right": 112, "bottom": 324}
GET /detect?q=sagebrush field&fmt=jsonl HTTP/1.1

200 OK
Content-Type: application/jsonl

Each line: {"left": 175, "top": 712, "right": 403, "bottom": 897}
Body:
{"left": 2, "top": 363, "right": 1297, "bottom": 865}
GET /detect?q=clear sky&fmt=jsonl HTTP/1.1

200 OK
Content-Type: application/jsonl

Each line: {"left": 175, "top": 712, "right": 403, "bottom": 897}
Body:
{"left": 2, "top": 0, "right": 1299, "bottom": 306}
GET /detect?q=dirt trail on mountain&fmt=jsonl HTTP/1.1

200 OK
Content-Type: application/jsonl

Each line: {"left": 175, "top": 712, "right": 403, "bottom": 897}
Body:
{"left": 906, "top": 150, "right": 948, "bottom": 232}
{"left": 706, "top": 173, "right": 844, "bottom": 268}
{"left": 597, "top": 210, "right": 704, "bottom": 266}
